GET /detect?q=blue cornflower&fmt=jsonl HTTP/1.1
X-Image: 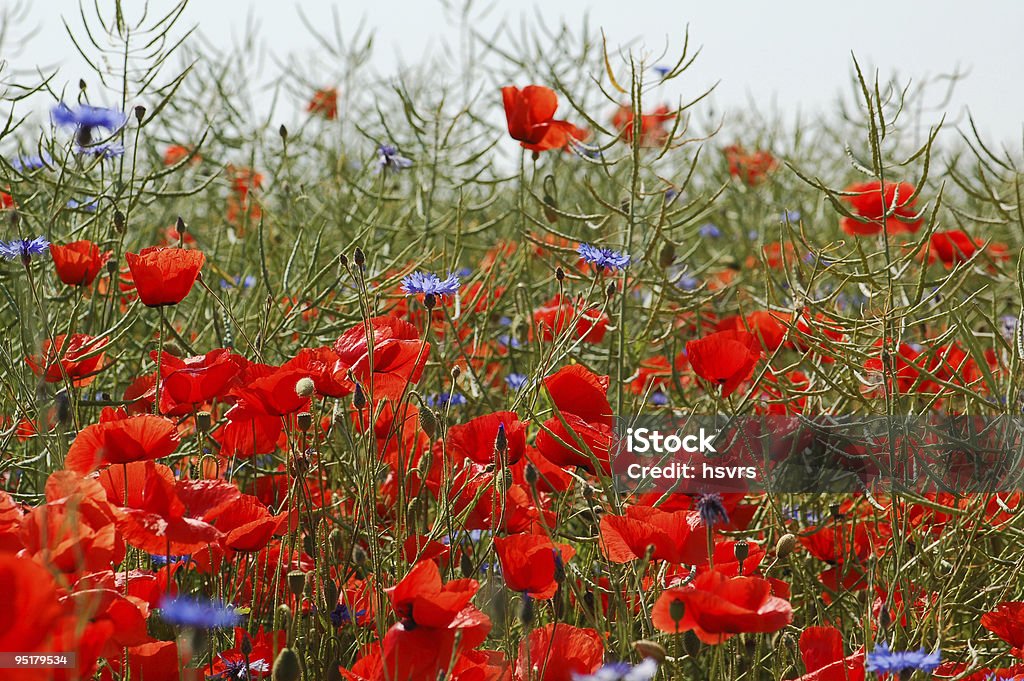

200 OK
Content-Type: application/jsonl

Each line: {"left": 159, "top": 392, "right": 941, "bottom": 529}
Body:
{"left": 375, "top": 144, "right": 413, "bottom": 174}
{"left": 427, "top": 392, "right": 466, "bottom": 408}
{"left": 781, "top": 209, "right": 801, "bottom": 223}
{"left": 665, "top": 188, "right": 679, "bottom": 204}
{"left": 66, "top": 197, "right": 98, "bottom": 211}
{"left": 651, "top": 390, "right": 668, "bottom": 406}
{"left": 9, "top": 152, "right": 53, "bottom": 172}
{"left": 52, "top": 103, "right": 126, "bottom": 146}
{"left": 998, "top": 315, "right": 1017, "bottom": 340}
{"left": 400, "top": 271, "right": 461, "bottom": 298}
{"left": 695, "top": 492, "right": 729, "bottom": 527}
{"left": 698, "top": 223, "right": 721, "bottom": 238}
{"left": 330, "top": 603, "right": 368, "bottom": 627}
{"left": 577, "top": 243, "right": 630, "bottom": 272}
{"left": 0, "top": 236, "right": 51, "bottom": 262}
{"left": 506, "top": 373, "right": 528, "bottom": 391}
{"left": 74, "top": 141, "right": 125, "bottom": 158}
{"left": 159, "top": 595, "right": 241, "bottom": 629}
{"left": 676, "top": 274, "right": 700, "bottom": 291}
{"left": 651, "top": 65, "right": 671, "bottom": 78}
{"left": 497, "top": 333, "right": 522, "bottom": 350}
{"left": 865, "top": 642, "right": 941, "bottom": 676}
{"left": 220, "top": 275, "right": 257, "bottom": 290}
{"left": 149, "top": 554, "right": 191, "bottom": 566}
{"left": 573, "top": 658, "right": 658, "bottom": 681}
{"left": 211, "top": 655, "right": 269, "bottom": 680}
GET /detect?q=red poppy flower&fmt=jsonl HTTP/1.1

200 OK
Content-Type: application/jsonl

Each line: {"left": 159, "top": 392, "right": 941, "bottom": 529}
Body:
{"left": 795, "top": 625, "right": 865, "bottom": 681}
{"left": 49, "top": 239, "right": 112, "bottom": 286}
{"left": 542, "top": 364, "right": 613, "bottom": 427}
{"left": 501, "top": 85, "right": 585, "bottom": 152}
{"left": 163, "top": 144, "right": 200, "bottom": 166}
{"left": 125, "top": 246, "right": 205, "bottom": 307}
{"left": 19, "top": 471, "right": 125, "bottom": 574}
{"left": 447, "top": 411, "right": 527, "bottom": 465}
{"left": 0, "top": 190, "right": 14, "bottom": 209}
{"left": 157, "top": 347, "right": 245, "bottom": 415}
{"left": 65, "top": 409, "right": 180, "bottom": 472}
{"left": 308, "top": 87, "right": 339, "bottom": 119}
{"left": 723, "top": 144, "right": 777, "bottom": 184}
{"left": 495, "top": 533, "right": 574, "bottom": 599}
{"left": 26, "top": 333, "right": 109, "bottom": 387}
{"left": 863, "top": 339, "right": 924, "bottom": 394}
{"left": 686, "top": 329, "right": 762, "bottom": 398}
{"left": 0, "top": 554, "right": 65, "bottom": 654}
{"left": 982, "top": 602, "right": 1024, "bottom": 658}
{"left": 231, "top": 364, "right": 312, "bottom": 416}
{"left": 107, "top": 640, "right": 197, "bottom": 681}
{"left": 208, "top": 493, "right": 288, "bottom": 553}
{"left": 208, "top": 627, "right": 286, "bottom": 680}
{"left": 652, "top": 569, "right": 793, "bottom": 643}
{"left": 611, "top": 104, "right": 674, "bottom": 147}
{"left": 927, "top": 230, "right": 983, "bottom": 266}
{"left": 283, "top": 346, "right": 354, "bottom": 398}
{"left": 333, "top": 315, "right": 429, "bottom": 400}
{"left": 216, "top": 405, "right": 284, "bottom": 458}
{"left": 381, "top": 560, "right": 492, "bottom": 681}
{"left": 513, "top": 623, "right": 603, "bottom": 681}
{"left": 840, "top": 180, "right": 922, "bottom": 235}
{"left": 600, "top": 506, "right": 707, "bottom": 565}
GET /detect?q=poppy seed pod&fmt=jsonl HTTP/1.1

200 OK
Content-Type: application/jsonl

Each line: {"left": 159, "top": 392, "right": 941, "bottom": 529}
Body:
{"left": 296, "top": 412, "right": 313, "bottom": 432}
{"left": 287, "top": 570, "right": 306, "bottom": 597}
{"left": 669, "top": 598, "right": 685, "bottom": 624}
{"left": 272, "top": 648, "right": 302, "bottom": 681}
{"left": 295, "top": 377, "right": 315, "bottom": 397}
{"left": 776, "top": 533, "right": 798, "bottom": 558}
{"left": 195, "top": 411, "right": 212, "bottom": 432}
{"left": 632, "top": 640, "right": 667, "bottom": 664}
{"left": 734, "top": 539, "right": 750, "bottom": 563}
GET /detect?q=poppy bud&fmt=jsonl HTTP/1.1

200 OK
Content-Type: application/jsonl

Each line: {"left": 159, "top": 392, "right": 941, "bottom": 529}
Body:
{"left": 352, "top": 384, "right": 366, "bottom": 410}
{"left": 279, "top": 124, "right": 288, "bottom": 140}
{"left": 353, "top": 248, "right": 365, "bottom": 269}
{"left": 659, "top": 243, "right": 675, "bottom": 269}
{"left": 295, "top": 377, "right": 315, "bottom": 397}
{"left": 418, "top": 404, "right": 438, "bottom": 440}
{"left": 424, "top": 292, "right": 436, "bottom": 310}
{"left": 776, "top": 533, "right": 798, "bottom": 559}
{"left": 79, "top": 78, "right": 87, "bottom": 90}
{"left": 114, "top": 210, "right": 126, "bottom": 233}
{"left": 339, "top": 253, "right": 349, "bottom": 268}
{"left": 519, "top": 595, "right": 535, "bottom": 627}
{"left": 668, "top": 598, "right": 685, "bottom": 624}
{"left": 322, "top": 579, "right": 339, "bottom": 608}
{"left": 272, "top": 648, "right": 302, "bottom": 681}
{"left": 542, "top": 193, "right": 558, "bottom": 223}
{"left": 106, "top": 258, "right": 118, "bottom": 274}
{"left": 55, "top": 390, "right": 71, "bottom": 425}
{"left": 632, "top": 640, "right": 667, "bottom": 664}
{"left": 296, "top": 412, "right": 313, "bottom": 432}
{"left": 451, "top": 365, "right": 461, "bottom": 381}
{"left": 531, "top": 150, "right": 540, "bottom": 162}
{"left": 606, "top": 282, "right": 617, "bottom": 299}
{"left": 555, "top": 267, "right": 565, "bottom": 282}
{"left": 276, "top": 604, "right": 292, "bottom": 624}
{"left": 134, "top": 105, "right": 146, "bottom": 122}
{"left": 352, "top": 544, "right": 368, "bottom": 566}
{"left": 494, "top": 424, "right": 508, "bottom": 456}
{"left": 329, "top": 528, "right": 344, "bottom": 554}
{"left": 524, "top": 463, "right": 539, "bottom": 487}
{"left": 175, "top": 215, "right": 187, "bottom": 237}
{"left": 460, "top": 552, "right": 474, "bottom": 579}
{"left": 196, "top": 411, "right": 212, "bottom": 432}
{"left": 287, "top": 570, "right": 306, "bottom": 597}
{"left": 240, "top": 634, "right": 253, "bottom": 656}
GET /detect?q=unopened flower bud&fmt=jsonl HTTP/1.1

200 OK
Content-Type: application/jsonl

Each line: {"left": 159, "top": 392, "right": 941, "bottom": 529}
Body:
{"left": 272, "top": 648, "right": 302, "bottom": 681}
{"left": 134, "top": 105, "right": 146, "bottom": 122}
{"left": 352, "top": 384, "right": 366, "bottom": 410}
{"left": 659, "top": 243, "right": 675, "bottom": 269}
{"left": 279, "top": 124, "right": 288, "bottom": 140}
{"left": 494, "top": 424, "right": 508, "bottom": 456}
{"left": 460, "top": 552, "right": 474, "bottom": 579}
{"left": 352, "top": 544, "right": 367, "bottom": 566}
{"left": 606, "top": 282, "right": 617, "bottom": 298}
{"left": 295, "top": 377, "right": 315, "bottom": 397}
{"left": 555, "top": 267, "right": 565, "bottom": 282}
{"left": 418, "top": 405, "right": 438, "bottom": 440}
{"left": 240, "top": 634, "right": 253, "bottom": 656}
{"left": 519, "top": 595, "right": 535, "bottom": 627}
{"left": 353, "top": 248, "right": 365, "bottom": 269}
{"left": 450, "top": 365, "right": 461, "bottom": 381}
{"left": 776, "top": 533, "right": 798, "bottom": 559}
{"left": 113, "top": 210, "right": 126, "bottom": 233}
{"left": 632, "top": 640, "right": 667, "bottom": 664}
{"left": 524, "top": 463, "right": 539, "bottom": 487}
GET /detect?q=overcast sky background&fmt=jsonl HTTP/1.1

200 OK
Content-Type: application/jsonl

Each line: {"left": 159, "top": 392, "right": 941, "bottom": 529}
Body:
{"left": 3, "top": 0, "right": 1023, "bottom": 146}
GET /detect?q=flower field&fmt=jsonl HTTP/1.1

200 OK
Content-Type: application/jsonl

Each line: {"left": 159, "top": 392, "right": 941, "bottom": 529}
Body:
{"left": 3, "top": 3, "right": 1024, "bottom": 680}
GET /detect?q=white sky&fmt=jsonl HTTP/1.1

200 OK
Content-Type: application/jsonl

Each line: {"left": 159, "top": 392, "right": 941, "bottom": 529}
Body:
{"left": 4, "top": 0, "right": 1024, "bottom": 145}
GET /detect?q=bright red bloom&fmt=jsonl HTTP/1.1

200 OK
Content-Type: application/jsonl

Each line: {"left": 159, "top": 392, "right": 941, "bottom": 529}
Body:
{"left": 125, "top": 246, "right": 205, "bottom": 307}
{"left": 533, "top": 295, "right": 609, "bottom": 343}
{"left": 308, "top": 87, "right": 339, "bottom": 119}
{"left": 611, "top": 103, "right": 674, "bottom": 147}
{"left": 65, "top": 409, "right": 179, "bottom": 472}
{"left": 494, "top": 533, "right": 575, "bottom": 599}
{"left": 333, "top": 315, "right": 429, "bottom": 400}
{"left": 208, "top": 493, "right": 288, "bottom": 553}
{"left": 208, "top": 627, "right": 286, "bottom": 680}
{"left": 600, "top": 506, "right": 707, "bottom": 565}
{"left": 0, "top": 190, "right": 13, "bottom": 209}
{"left": 447, "top": 411, "right": 527, "bottom": 465}
{"left": 26, "top": 333, "right": 109, "bottom": 387}
{"left": 0, "top": 554, "right": 65, "bottom": 654}
{"left": 686, "top": 329, "right": 762, "bottom": 398}
{"left": 501, "top": 85, "right": 585, "bottom": 152}
{"left": 381, "top": 560, "right": 492, "bottom": 681}
{"left": 231, "top": 364, "right": 312, "bottom": 416}
{"left": 283, "top": 346, "right": 354, "bottom": 398}
{"left": 863, "top": 339, "right": 924, "bottom": 395}
{"left": 652, "top": 569, "right": 793, "bottom": 643}
{"left": 795, "top": 625, "right": 865, "bottom": 681}
{"left": 163, "top": 144, "right": 200, "bottom": 166}
{"left": 926, "top": 230, "right": 986, "bottom": 266}
{"left": 49, "top": 239, "right": 112, "bottom": 286}
{"left": 840, "top": 180, "right": 922, "bottom": 235}
{"left": 982, "top": 602, "right": 1024, "bottom": 658}
{"left": 157, "top": 347, "right": 245, "bottom": 415}
{"left": 724, "top": 145, "right": 777, "bottom": 184}
{"left": 513, "top": 623, "right": 603, "bottom": 681}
